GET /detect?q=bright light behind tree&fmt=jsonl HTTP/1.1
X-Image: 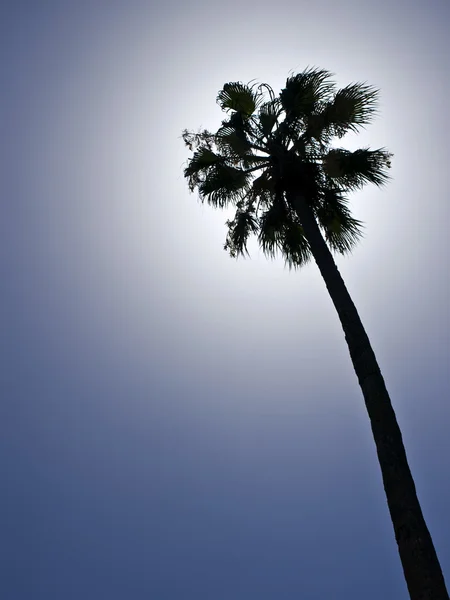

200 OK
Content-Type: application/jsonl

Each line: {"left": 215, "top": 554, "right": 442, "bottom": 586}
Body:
{"left": 3, "top": 2, "right": 449, "bottom": 599}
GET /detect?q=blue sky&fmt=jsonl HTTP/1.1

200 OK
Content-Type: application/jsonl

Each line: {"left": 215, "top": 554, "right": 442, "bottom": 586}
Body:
{"left": 1, "top": 1, "right": 449, "bottom": 598}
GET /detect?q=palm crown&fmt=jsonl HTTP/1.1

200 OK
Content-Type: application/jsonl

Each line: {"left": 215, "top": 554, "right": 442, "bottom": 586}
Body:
{"left": 183, "top": 68, "right": 392, "bottom": 268}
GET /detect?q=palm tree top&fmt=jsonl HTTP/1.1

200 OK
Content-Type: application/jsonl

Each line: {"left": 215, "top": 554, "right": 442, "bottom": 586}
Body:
{"left": 182, "top": 67, "right": 393, "bottom": 269}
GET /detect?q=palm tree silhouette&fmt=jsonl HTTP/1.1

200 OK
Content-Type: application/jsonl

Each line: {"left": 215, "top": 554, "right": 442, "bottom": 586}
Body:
{"left": 182, "top": 68, "right": 448, "bottom": 600}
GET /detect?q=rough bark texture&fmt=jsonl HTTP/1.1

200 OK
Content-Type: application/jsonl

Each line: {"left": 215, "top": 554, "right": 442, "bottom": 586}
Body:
{"left": 290, "top": 192, "right": 449, "bottom": 600}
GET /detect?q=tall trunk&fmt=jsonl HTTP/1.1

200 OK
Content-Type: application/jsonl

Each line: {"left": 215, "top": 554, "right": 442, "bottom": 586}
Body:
{"left": 290, "top": 192, "right": 449, "bottom": 600}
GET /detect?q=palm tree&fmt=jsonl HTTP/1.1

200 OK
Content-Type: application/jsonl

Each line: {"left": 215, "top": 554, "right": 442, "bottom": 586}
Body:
{"left": 182, "top": 68, "right": 448, "bottom": 600}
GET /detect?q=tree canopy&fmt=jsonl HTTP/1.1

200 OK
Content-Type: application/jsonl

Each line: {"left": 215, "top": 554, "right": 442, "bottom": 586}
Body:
{"left": 183, "top": 68, "right": 392, "bottom": 269}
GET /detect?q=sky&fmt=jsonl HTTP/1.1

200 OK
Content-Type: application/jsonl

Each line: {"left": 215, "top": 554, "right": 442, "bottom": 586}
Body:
{"left": 1, "top": 1, "right": 449, "bottom": 598}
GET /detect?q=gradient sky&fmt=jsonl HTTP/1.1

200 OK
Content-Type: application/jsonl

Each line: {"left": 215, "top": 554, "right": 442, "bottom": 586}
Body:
{"left": 2, "top": 1, "right": 450, "bottom": 599}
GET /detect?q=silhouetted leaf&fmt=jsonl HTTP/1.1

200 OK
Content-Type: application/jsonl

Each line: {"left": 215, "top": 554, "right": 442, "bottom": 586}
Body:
{"left": 199, "top": 164, "right": 249, "bottom": 208}
{"left": 217, "top": 82, "right": 260, "bottom": 116}
{"left": 224, "top": 207, "right": 258, "bottom": 257}
{"left": 280, "top": 68, "right": 335, "bottom": 119}
{"left": 320, "top": 83, "right": 379, "bottom": 137}
{"left": 258, "top": 100, "right": 281, "bottom": 137}
{"left": 323, "top": 148, "right": 392, "bottom": 190}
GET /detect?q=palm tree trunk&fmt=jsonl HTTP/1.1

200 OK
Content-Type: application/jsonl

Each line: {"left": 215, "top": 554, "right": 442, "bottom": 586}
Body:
{"left": 290, "top": 192, "right": 449, "bottom": 600}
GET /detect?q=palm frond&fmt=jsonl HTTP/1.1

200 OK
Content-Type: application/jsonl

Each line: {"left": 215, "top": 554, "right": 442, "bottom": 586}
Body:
{"left": 224, "top": 206, "right": 258, "bottom": 258}
{"left": 241, "top": 156, "right": 271, "bottom": 168}
{"left": 303, "top": 112, "right": 331, "bottom": 144}
{"left": 258, "top": 100, "right": 282, "bottom": 137}
{"left": 218, "top": 109, "right": 268, "bottom": 152}
{"left": 252, "top": 171, "right": 275, "bottom": 194}
{"left": 258, "top": 198, "right": 310, "bottom": 267}
{"left": 216, "top": 125, "right": 252, "bottom": 159}
{"left": 321, "top": 83, "right": 379, "bottom": 138}
{"left": 184, "top": 147, "right": 224, "bottom": 191}
{"left": 280, "top": 68, "right": 336, "bottom": 119}
{"left": 245, "top": 171, "right": 276, "bottom": 211}
{"left": 281, "top": 218, "right": 311, "bottom": 269}
{"left": 315, "top": 189, "right": 364, "bottom": 253}
{"left": 325, "top": 214, "right": 364, "bottom": 254}
{"left": 258, "top": 199, "right": 288, "bottom": 258}
{"left": 217, "top": 82, "right": 261, "bottom": 116}
{"left": 322, "top": 148, "right": 393, "bottom": 191}
{"left": 198, "top": 164, "right": 250, "bottom": 208}
{"left": 182, "top": 128, "right": 215, "bottom": 151}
